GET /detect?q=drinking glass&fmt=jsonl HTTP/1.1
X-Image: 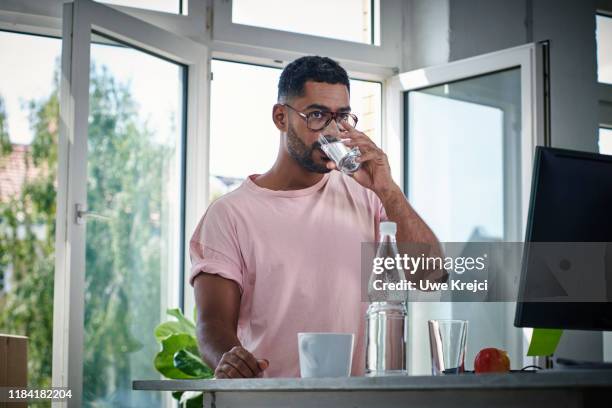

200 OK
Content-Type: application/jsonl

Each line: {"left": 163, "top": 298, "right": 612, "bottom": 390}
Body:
{"left": 318, "top": 134, "right": 361, "bottom": 174}
{"left": 428, "top": 319, "right": 468, "bottom": 375}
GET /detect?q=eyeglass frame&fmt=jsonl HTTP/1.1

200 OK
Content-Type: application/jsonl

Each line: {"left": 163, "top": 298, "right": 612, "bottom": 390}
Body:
{"left": 282, "top": 103, "right": 358, "bottom": 132}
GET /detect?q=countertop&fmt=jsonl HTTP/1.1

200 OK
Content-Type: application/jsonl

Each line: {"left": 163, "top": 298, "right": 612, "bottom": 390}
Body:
{"left": 133, "top": 369, "right": 612, "bottom": 392}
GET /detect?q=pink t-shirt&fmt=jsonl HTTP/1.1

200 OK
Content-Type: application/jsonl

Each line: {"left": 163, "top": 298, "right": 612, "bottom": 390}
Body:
{"left": 189, "top": 171, "right": 386, "bottom": 377}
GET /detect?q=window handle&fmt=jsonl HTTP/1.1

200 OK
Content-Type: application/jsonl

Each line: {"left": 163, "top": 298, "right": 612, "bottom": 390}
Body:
{"left": 75, "top": 203, "right": 111, "bottom": 225}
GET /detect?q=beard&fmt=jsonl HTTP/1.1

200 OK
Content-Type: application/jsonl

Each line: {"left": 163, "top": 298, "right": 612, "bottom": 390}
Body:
{"left": 286, "top": 123, "right": 331, "bottom": 174}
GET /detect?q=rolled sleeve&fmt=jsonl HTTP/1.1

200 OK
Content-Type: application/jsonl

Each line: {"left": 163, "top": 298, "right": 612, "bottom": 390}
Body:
{"left": 189, "top": 200, "right": 244, "bottom": 292}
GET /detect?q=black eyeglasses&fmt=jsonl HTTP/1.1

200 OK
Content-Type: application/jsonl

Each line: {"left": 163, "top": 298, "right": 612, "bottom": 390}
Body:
{"left": 283, "top": 104, "right": 358, "bottom": 132}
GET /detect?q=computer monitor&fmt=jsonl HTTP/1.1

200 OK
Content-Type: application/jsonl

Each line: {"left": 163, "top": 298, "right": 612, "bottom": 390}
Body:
{"left": 514, "top": 146, "right": 612, "bottom": 330}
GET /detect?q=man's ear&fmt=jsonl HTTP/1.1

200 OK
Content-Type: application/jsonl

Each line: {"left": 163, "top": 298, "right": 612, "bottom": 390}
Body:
{"left": 272, "top": 103, "right": 287, "bottom": 131}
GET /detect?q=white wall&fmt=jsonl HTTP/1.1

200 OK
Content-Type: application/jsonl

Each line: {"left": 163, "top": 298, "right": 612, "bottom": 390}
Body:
{"left": 402, "top": 0, "right": 450, "bottom": 70}
{"left": 531, "top": 0, "right": 599, "bottom": 151}
{"left": 448, "top": 0, "right": 528, "bottom": 61}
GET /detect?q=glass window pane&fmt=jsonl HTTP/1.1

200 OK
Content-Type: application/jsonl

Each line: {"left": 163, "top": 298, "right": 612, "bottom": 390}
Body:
{"left": 209, "top": 59, "right": 382, "bottom": 203}
{"left": 0, "top": 30, "right": 60, "bottom": 390}
{"left": 405, "top": 68, "right": 522, "bottom": 373}
{"left": 209, "top": 60, "right": 279, "bottom": 201}
{"left": 597, "top": 15, "right": 612, "bottom": 84}
{"left": 96, "top": 0, "right": 181, "bottom": 14}
{"left": 83, "top": 37, "right": 185, "bottom": 406}
{"left": 409, "top": 90, "right": 505, "bottom": 242}
{"left": 350, "top": 80, "right": 382, "bottom": 147}
{"left": 600, "top": 127, "right": 612, "bottom": 155}
{"left": 406, "top": 69, "right": 522, "bottom": 243}
{"left": 232, "top": 0, "right": 379, "bottom": 45}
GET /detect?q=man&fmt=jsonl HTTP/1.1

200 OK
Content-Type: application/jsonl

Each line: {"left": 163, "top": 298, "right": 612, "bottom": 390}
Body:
{"left": 190, "top": 56, "right": 441, "bottom": 379}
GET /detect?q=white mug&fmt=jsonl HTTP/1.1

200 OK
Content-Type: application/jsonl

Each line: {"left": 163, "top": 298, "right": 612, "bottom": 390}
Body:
{"left": 298, "top": 333, "right": 354, "bottom": 378}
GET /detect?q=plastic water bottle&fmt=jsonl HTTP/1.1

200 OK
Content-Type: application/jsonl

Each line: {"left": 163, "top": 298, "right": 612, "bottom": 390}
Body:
{"left": 365, "top": 221, "right": 409, "bottom": 376}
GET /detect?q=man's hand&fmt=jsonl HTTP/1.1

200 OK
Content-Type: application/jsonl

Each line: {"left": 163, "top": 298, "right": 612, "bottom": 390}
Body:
{"left": 215, "top": 346, "right": 269, "bottom": 379}
{"left": 326, "top": 121, "right": 398, "bottom": 200}
{"left": 324, "top": 122, "right": 444, "bottom": 283}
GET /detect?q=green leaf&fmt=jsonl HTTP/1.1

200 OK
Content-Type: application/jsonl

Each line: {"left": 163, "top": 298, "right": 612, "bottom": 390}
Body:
{"left": 154, "top": 321, "right": 185, "bottom": 343}
{"left": 174, "top": 349, "right": 213, "bottom": 378}
{"left": 154, "top": 333, "right": 201, "bottom": 379}
{"left": 171, "top": 391, "right": 183, "bottom": 401}
{"left": 184, "top": 392, "right": 204, "bottom": 408}
{"left": 166, "top": 308, "right": 196, "bottom": 335}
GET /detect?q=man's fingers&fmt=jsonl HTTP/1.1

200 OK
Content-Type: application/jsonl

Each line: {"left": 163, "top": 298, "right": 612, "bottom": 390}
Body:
{"left": 214, "top": 367, "right": 231, "bottom": 379}
{"left": 343, "top": 136, "right": 374, "bottom": 147}
{"left": 340, "top": 120, "right": 356, "bottom": 132}
{"left": 340, "top": 121, "right": 373, "bottom": 143}
{"left": 342, "top": 130, "right": 369, "bottom": 142}
{"left": 217, "top": 362, "right": 243, "bottom": 378}
{"left": 215, "top": 347, "right": 269, "bottom": 379}
{"left": 343, "top": 138, "right": 377, "bottom": 153}
{"left": 225, "top": 353, "right": 256, "bottom": 377}
{"left": 257, "top": 359, "right": 270, "bottom": 370}
{"left": 232, "top": 347, "right": 261, "bottom": 376}
{"left": 356, "top": 150, "right": 385, "bottom": 163}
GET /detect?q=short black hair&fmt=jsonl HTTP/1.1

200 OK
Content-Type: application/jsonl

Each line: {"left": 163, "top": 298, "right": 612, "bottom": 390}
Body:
{"left": 277, "top": 56, "right": 350, "bottom": 102}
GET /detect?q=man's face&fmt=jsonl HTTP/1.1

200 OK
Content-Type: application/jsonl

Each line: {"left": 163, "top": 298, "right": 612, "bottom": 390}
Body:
{"left": 284, "top": 81, "right": 351, "bottom": 173}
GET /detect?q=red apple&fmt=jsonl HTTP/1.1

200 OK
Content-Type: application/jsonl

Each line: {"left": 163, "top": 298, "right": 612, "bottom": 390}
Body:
{"left": 474, "top": 347, "right": 510, "bottom": 373}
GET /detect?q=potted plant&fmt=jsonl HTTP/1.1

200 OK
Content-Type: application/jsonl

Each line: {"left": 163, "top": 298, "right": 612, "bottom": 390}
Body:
{"left": 153, "top": 308, "right": 214, "bottom": 407}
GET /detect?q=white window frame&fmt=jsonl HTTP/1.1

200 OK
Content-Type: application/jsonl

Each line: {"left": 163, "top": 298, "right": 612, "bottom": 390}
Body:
{"left": 0, "top": 0, "right": 207, "bottom": 40}
{"left": 385, "top": 43, "right": 546, "bottom": 230}
{"left": 0, "top": 0, "right": 210, "bottom": 320}
{"left": 51, "top": 1, "right": 208, "bottom": 406}
{"left": 384, "top": 43, "right": 547, "bottom": 374}
{"left": 597, "top": 10, "right": 612, "bottom": 130}
{"left": 1, "top": 2, "right": 398, "bottom": 387}
{"left": 211, "top": 0, "right": 401, "bottom": 79}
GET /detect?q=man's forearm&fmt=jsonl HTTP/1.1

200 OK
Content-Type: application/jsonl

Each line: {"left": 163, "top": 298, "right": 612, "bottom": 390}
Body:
{"left": 196, "top": 320, "right": 242, "bottom": 369}
{"left": 378, "top": 185, "right": 439, "bottom": 247}
{"left": 378, "top": 185, "right": 447, "bottom": 283}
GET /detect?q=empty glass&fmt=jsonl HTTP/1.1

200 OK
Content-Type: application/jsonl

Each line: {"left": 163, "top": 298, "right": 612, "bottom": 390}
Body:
{"left": 428, "top": 319, "right": 468, "bottom": 375}
{"left": 318, "top": 134, "right": 361, "bottom": 174}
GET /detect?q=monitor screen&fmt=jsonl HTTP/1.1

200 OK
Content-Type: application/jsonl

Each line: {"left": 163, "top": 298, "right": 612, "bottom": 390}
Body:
{"left": 514, "top": 146, "right": 612, "bottom": 330}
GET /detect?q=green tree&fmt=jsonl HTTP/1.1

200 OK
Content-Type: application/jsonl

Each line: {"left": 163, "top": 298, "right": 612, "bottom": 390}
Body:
{"left": 0, "top": 86, "right": 57, "bottom": 395}
{"left": 1, "top": 61, "right": 173, "bottom": 407}
{"left": 82, "top": 64, "right": 170, "bottom": 407}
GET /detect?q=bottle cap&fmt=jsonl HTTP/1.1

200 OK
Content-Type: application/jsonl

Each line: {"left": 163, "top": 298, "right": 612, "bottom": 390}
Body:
{"left": 379, "top": 221, "right": 397, "bottom": 236}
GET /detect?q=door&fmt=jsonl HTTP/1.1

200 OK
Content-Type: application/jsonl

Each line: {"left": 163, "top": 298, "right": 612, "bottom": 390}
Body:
{"left": 384, "top": 43, "right": 547, "bottom": 374}
{"left": 53, "top": 1, "right": 208, "bottom": 406}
